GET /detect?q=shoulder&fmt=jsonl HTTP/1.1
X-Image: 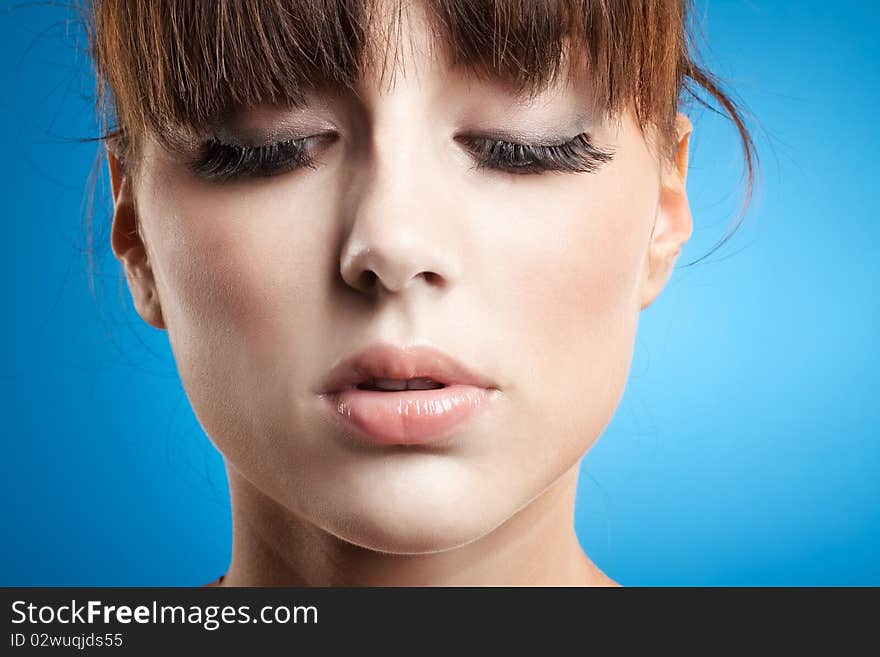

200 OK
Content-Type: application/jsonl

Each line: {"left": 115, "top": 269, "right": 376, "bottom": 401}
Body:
{"left": 202, "top": 574, "right": 226, "bottom": 587}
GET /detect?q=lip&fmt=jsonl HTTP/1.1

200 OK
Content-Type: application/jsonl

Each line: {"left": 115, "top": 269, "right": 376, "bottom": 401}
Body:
{"left": 316, "top": 342, "right": 499, "bottom": 446}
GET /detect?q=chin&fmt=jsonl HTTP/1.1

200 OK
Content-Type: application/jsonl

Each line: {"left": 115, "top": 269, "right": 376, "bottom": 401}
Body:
{"left": 323, "top": 510, "right": 495, "bottom": 555}
{"left": 307, "top": 473, "right": 507, "bottom": 555}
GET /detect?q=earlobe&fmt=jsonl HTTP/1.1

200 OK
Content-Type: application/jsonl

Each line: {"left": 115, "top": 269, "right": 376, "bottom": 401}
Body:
{"left": 107, "top": 148, "right": 166, "bottom": 330}
{"left": 639, "top": 113, "right": 695, "bottom": 311}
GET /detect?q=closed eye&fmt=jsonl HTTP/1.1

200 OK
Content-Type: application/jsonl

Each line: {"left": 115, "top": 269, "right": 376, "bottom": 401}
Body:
{"left": 188, "top": 130, "right": 614, "bottom": 182}
{"left": 456, "top": 132, "right": 615, "bottom": 175}
{"left": 188, "top": 134, "right": 334, "bottom": 182}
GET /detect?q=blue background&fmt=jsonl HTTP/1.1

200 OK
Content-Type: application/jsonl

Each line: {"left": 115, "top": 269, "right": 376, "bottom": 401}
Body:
{"left": 2, "top": 1, "right": 877, "bottom": 586}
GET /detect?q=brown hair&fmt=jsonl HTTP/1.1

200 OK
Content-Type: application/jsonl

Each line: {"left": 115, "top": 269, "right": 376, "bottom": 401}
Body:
{"left": 85, "top": 0, "right": 758, "bottom": 264}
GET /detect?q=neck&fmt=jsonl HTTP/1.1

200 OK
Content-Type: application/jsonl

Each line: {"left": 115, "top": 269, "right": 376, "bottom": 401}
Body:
{"left": 218, "top": 462, "right": 617, "bottom": 587}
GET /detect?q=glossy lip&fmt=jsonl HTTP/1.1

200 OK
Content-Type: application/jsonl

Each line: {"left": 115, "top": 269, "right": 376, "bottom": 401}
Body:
{"left": 316, "top": 342, "right": 500, "bottom": 446}
{"left": 317, "top": 342, "right": 499, "bottom": 394}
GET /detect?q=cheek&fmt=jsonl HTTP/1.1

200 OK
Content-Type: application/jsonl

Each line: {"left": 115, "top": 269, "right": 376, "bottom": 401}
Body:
{"left": 485, "top": 167, "right": 656, "bottom": 457}
{"left": 160, "top": 203, "right": 315, "bottom": 339}
{"left": 139, "top": 176, "right": 336, "bottom": 450}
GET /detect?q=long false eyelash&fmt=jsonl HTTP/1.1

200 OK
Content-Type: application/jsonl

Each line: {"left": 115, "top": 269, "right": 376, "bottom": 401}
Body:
{"left": 458, "top": 132, "right": 615, "bottom": 175}
{"left": 189, "top": 136, "right": 320, "bottom": 182}
{"left": 189, "top": 131, "right": 614, "bottom": 182}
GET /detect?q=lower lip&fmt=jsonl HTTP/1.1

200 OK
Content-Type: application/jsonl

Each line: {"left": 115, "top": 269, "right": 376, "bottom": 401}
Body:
{"left": 318, "top": 384, "right": 496, "bottom": 446}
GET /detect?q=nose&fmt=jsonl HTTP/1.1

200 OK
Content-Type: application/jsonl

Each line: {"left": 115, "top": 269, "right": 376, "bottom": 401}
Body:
{"left": 338, "top": 136, "right": 459, "bottom": 298}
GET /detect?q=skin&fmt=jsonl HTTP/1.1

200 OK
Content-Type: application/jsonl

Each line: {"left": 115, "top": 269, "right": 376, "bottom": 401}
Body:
{"left": 107, "top": 3, "right": 693, "bottom": 586}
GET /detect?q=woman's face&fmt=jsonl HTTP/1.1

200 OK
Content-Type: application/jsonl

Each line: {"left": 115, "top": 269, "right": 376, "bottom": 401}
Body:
{"left": 114, "top": 5, "right": 692, "bottom": 554}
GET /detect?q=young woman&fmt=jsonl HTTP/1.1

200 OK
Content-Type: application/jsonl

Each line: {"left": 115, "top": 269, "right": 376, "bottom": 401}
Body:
{"left": 85, "top": 0, "right": 757, "bottom": 586}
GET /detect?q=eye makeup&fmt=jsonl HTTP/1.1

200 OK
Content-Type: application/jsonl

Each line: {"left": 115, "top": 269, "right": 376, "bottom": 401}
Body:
{"left": 187, "top": 128, "right": 614, "bottom": 182}
{"left": 455, "top": 131, "right": 614, "bottom": 175}
{"left": 188, "top": 134, "right": 335, "bottom": 182}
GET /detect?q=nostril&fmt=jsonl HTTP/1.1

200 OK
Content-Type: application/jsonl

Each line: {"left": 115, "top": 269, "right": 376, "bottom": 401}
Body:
{"left": 359, "top": 271, "right": 378, "bottom": 289}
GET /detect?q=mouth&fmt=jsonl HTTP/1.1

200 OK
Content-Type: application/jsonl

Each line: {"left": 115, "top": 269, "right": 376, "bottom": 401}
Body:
{"left": 353, "top": 376, "right": 447, "bottom": 392}
{"left": 316, "top": 343, "right": 499, "bottom": 446}
{"left": 318, "top": 342, "right": 498, "bottom": 395}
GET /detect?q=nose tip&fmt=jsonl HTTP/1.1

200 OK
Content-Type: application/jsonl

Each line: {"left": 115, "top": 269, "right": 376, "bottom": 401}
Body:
{"left": 340, "top": 245, "right": 448, "bottom": 296}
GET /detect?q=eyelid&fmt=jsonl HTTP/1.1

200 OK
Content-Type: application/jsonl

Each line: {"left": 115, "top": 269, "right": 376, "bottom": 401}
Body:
{"left": 188, "top": 128, "right": 612, "bottom": 182}
{"left": 456, "top": 130, "right": 615, "bottom": 175}
{"left": 188, "top": 132, "right": 335, "bottom": 181}
{"left": 228, "top": 131, "right": 322, "bottom": 147}
{"left": 454, "top": 131, "right": 579, "bottom": 148}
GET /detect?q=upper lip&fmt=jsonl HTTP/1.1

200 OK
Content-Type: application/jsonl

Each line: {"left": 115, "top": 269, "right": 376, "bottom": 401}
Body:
{"left": 318, "top": 342, "right": 498, "bottom": 394}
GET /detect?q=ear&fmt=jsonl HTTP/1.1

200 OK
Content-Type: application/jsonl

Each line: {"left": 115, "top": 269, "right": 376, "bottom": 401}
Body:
{"left": 639, "top": 113, "right": 694, "bottom": 311}
{"left": 107, "top": 148, "right": 166, "bottom": 330}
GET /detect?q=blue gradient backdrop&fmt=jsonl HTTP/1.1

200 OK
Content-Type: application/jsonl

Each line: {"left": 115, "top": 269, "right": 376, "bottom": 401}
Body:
{"left": 2, "top": 1, "right": 877, "bottom": 585}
